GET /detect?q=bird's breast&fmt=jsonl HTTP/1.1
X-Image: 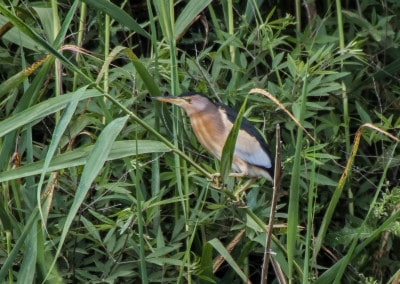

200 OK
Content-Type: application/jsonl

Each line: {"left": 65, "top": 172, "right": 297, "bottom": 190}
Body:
{"left": 189, "top": 112, "right": 229, "bottom": 159}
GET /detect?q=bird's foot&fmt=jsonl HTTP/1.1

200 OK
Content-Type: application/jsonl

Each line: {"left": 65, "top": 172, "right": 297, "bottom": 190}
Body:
{"left": 230, "top": 198, "right": 248, "bottom": 208}
{"left": 208, "top": 172, "right": 244, "bottom": 188}
{"left": 208, "top": 173, "right": 222, "bottom": 188}
{"left": 233, "top": 178, "right": 257, "bottom": 200}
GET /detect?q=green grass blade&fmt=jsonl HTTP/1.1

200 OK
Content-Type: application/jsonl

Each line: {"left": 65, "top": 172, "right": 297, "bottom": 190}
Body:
{"left": 17, "top": 225, "right": 37, "bottom": 283}
{"left": 153, "top": 2, "right": 190, "bottom": 282}
{"left": 220, "top": 96, "right": 248, "bottom": 182}
{"left": 303, "top": 145, "right": 317, "bottom": 283}
{"left": 53, "top": 0, "right": 79, "bottom": 47}
{"left": 81, "top": 0, "right": 149, "bottom": 38}
{"left": 124, "top": 48, "right": 162, "bottom": 97}
{"left": 145, "top": 0, "right": 163, "bottom": 235}
{"left": 287, "top": 72, "right": 309, "bottom": 282}
{"left": 154, "top": 0, "right": 173, "bottom": 42}
{"left": 0, "top": 208, "right": 40, "bottom": 281}
{"left": 174, "top": 0, "right": 212, "bottom": 38}
{"left": 199, "top": 242, "right": 215, "bottom": 281}
{"left": 36, "top": 86, "right": 87, "bottom": 225}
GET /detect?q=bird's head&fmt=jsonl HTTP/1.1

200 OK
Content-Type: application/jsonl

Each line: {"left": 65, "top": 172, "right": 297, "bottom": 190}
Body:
{"left": 156, "top": 92, "right": 213, "bottom": 116}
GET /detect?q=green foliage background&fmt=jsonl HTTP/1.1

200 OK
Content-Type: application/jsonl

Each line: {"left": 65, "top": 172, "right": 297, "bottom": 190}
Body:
{"left": 0, "top": 0, "right": 399, "bottom": 283}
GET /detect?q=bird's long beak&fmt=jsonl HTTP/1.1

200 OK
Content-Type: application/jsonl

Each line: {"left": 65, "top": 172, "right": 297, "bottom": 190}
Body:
{"left": 154, "top": 96, "right": 187, "bottom": 106}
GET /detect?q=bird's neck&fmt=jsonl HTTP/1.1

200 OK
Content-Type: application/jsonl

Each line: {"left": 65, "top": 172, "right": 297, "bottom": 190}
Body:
{"left": 189, "top": 106, "right": 223, "bottom": 130}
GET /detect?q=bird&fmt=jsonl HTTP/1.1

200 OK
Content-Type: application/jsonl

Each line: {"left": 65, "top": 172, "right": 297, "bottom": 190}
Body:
{"left": 156, "top": 92, "right": 274, "bottom": 182}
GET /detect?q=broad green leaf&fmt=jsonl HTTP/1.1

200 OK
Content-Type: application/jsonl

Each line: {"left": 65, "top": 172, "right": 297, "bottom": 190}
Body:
{"left": 146, "top": 258, "right": 184, "bottom": 266}
{"left": 199, "top": 242, "right": 215, "bottom": 282}
{"left": 356, "top": 101, "right": 372, "bottom": 123}
{"left": 81, "top": 216, "right": 102, "bottom": 242}
{"left": 308, "top": 83, "right": 343, "bottom": 96}
{"left": 147, "top": 244, "right": 183, "bottom": 259}
{"left": 33, "top": 7, "right": 54, "bottom": 43}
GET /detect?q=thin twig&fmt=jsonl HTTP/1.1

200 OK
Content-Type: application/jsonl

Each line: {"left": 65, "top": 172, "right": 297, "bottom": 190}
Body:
{"left": 271, "top": 256, "right": 287, "bottom": 284}
{"left": 261, "top": 124, "right": 282, "bottom": 283}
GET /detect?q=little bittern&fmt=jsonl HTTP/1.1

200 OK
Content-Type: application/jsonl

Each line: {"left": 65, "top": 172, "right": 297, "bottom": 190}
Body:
{"left": 156, "top": 92, "right": 274, "bottom": 182}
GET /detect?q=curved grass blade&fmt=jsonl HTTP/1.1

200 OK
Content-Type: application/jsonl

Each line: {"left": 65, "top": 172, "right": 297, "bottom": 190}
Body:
{"left": 0, "top": 140, "right": 170, "bottom": 183}
{"left": 209, "top": 238, "right": 249, "bottom": 283}
{"left": 0, "top": 88, "right": 101, "bottom": 138}
{"left": 35, "top": 86, "right": 87, "bottom": 234}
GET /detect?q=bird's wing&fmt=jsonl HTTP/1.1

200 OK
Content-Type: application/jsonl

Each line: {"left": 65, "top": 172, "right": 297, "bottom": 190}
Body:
{"left": 219, "top": 104, "right": 274, "bottom": 172}
{"left": 234, "top": 128, "right": 273, "bottom": 170}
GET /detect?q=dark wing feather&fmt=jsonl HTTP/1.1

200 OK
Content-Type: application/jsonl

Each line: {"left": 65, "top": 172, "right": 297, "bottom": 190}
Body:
{"left": 218, "top": 103, "right": 274, "bottom": 178}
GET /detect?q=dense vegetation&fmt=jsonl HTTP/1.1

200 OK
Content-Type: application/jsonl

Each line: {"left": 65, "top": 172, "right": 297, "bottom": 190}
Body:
{"left": 0, "top": 0, "right": 399, "bottom": 283}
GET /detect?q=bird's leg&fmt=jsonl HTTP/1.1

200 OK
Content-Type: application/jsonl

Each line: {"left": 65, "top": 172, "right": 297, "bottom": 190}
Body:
{"left": 208, "top": 172, "right": 246, "bottom": 188}
{"left": 228, "top": 173, "right": 247, "bottom": 178}
{"left": 234, "top": 178, "right": 257, "bottom": 200}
